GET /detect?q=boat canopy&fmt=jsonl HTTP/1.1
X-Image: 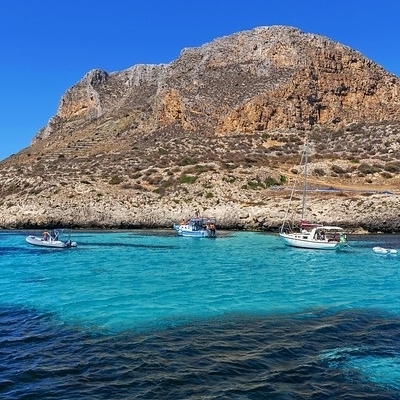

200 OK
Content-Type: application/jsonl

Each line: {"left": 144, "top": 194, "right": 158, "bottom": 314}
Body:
{"left": 314, "top": 226, "right": 344, "bottom": 231}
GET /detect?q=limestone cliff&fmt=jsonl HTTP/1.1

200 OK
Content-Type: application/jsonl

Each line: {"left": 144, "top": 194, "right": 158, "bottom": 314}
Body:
{"left": 33, "top": 26, "right": 400, "bottom": 144}
{"left": 1, "top": 26, "right": 400, "bottom": 232}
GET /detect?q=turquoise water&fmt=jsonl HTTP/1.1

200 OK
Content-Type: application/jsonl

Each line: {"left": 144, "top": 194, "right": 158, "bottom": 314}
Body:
{"left": 1, "top": 230, "right": 400, "bottom": 398}
{"left": 2, "top": 230, "right": 400, "bottom": 331}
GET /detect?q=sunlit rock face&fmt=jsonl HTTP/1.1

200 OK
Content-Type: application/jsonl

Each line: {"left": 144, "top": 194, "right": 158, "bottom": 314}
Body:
{"left": 1, "top": 26, "right": 400, "bottom": 231}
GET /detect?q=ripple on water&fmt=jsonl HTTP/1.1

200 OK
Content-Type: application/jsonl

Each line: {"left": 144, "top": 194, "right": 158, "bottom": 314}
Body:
{"left": 1, "top": 231, "right": 400, "bottom": 398}
{"left": 1, "top": 306, "right": 400, "bottom": 398}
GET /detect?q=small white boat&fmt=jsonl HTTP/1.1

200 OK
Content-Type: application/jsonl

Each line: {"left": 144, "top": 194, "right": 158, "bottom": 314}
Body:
{"left": 373, "top": 246, "right": 398, "bottom": 254}
{"left": 173, "top": 217, "right": 217, "bottom": 238}
{"left": 26, "top": 230, "right": 77, "bottom": 248}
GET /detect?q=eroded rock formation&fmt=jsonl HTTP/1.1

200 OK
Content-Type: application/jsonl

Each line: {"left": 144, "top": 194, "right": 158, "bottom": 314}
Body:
{"left": 1, "top": 26, "right": 400, "bottom": 232}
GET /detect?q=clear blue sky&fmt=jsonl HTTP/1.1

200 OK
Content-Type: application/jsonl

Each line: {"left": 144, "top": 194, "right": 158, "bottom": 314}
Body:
{"left": 1, "top": 0, "right": 399, "bottom": 161}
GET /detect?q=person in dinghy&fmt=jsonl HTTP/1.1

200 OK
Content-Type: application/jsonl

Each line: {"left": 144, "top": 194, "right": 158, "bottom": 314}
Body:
{"left": 26, "top": 229, "right": 77, "bottom": 248}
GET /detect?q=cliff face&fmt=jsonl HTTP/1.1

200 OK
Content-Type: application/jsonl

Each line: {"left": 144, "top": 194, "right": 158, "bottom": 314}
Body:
{"left": 1, "top": 26, "right": 400, "bottom": 232}
{"left": 34, "top": 26, "right": 400, "bottom": 143}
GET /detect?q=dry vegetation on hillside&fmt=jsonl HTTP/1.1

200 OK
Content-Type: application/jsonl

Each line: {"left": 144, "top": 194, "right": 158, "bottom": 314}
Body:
{"left": 1, "top": 122, "right": 399, "bottom": 201}
{"left": 0, "top": 26, "right": 399, "bottom": 230}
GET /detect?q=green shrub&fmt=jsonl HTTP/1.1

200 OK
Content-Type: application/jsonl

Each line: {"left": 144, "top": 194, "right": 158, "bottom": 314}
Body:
{"left": 313, "top": 168, "right": 326, "bottom": 176}
{"left": 144, "top": 175, "right": 163, "bottom": 185}
{"left": 179, "top": 157, "right": 195, "bottom": 166}
{"left": 264, "top": 176, "right": 278, "bottom": 187}
{"left": 223, "top": 176, "right": 236, "bottom": 183}
{"left": 358, "top": 163, "right": 380, "bottom": 174}
{"left": 348, "top": 157, "right": 360, "bottom": 163}
{"left": 331, "top": 165, "right": 347, "bottom": 174}
{"left": 261, "top": 132, "right": 270, "bottom": 139}
{"left": 384, "top": 161, "right": 400, "bottom": 173}
{"left": 179, "top": 175, "right": 197, "bottom": 184}
{"left": 186, "top": 164, "right": 212, "bottom": 174}
{"left": 380, "top": 171, "right": 393, "bottom": 179}
{"left": 247, "top": 181, "right": 262, "bottom": 189}
{"left": 109, "top": 175, "right": 124, "bottom": 185}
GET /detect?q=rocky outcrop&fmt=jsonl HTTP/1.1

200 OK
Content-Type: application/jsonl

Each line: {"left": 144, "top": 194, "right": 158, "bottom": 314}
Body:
{"left": 33, "top": 26, "right": 400, "bottom": 143}
{"left": 1, "top": 26, "right": 400, "bottom": 232}
{"left": 0, "top": 169, "right": 399, "bottom": 233}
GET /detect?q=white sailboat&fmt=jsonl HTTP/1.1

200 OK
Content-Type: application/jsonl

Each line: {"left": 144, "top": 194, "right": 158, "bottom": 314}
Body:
{"left": 279, "top": 138, "right": 347, "bottom": 250}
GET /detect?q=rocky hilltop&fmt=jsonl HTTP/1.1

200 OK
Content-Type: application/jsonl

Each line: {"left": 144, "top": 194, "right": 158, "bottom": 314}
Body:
{"left": 1, "top": 26, "right": 400, "bottom": 232}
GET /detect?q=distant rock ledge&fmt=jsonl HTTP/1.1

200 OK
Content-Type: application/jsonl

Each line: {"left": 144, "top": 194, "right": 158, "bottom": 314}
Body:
{"left": 1, "top": 191, "right": 399, "bottom": 234}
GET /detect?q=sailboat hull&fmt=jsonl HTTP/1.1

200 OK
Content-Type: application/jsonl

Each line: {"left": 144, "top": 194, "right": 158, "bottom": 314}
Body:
{"left": 279, "top": 232, "right": 340, "bottom": 250}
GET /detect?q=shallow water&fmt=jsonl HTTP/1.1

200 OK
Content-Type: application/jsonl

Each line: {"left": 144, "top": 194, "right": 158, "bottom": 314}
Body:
{"left": 0, "top": 230, "right": 399, "bottom": 398}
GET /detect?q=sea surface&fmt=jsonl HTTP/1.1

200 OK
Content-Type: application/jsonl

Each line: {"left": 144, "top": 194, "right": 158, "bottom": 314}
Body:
{"left": 1, "top": 230, "right": 400, "bottom": 399}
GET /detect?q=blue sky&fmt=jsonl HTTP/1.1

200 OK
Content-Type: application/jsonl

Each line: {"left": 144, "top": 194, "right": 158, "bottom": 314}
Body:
{"left": 1, "top": 0, "right": 399, "bottom": 161}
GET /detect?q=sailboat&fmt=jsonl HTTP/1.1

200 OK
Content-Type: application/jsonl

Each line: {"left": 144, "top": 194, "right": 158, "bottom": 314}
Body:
{"left": 279, "top": 138, "right": 347, "bottom": 250}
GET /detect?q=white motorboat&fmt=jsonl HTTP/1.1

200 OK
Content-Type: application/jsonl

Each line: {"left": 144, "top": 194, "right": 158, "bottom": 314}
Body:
{"left": 279, "top": 138, "right": 348, "bottom": 250}
{"left": 373, "top": 246, "right": 398, "bottom": 254}
{"left": 173, "top": 217, "right": 217, "bottom": 238}
{"left": 26, "top": 230, "right": 77, "bottom": 248}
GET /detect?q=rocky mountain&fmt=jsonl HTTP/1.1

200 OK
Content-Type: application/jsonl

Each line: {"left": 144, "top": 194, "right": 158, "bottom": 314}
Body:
{"left": 1, "top": 26, "right": 400, "bottom": 232}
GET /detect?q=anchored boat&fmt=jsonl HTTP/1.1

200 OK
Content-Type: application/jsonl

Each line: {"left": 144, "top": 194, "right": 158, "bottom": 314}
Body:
{"left": 279, "top": 138, "right": 348, "bottom": 250}
{"left": 173, "top": 217, "right": 217, "bottom": 238}
{"left": 26, "top": 230, "right": 77, "bottom": 248}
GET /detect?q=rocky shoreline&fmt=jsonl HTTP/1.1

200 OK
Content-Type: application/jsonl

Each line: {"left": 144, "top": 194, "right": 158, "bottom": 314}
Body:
{"left": 1, "top": 189, "right": 399, "bottom": 234}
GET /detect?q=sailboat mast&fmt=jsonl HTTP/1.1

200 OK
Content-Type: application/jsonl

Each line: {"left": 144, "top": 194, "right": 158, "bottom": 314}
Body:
{"left": 301, "top": 138, "right": 308, "bottom": 219}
